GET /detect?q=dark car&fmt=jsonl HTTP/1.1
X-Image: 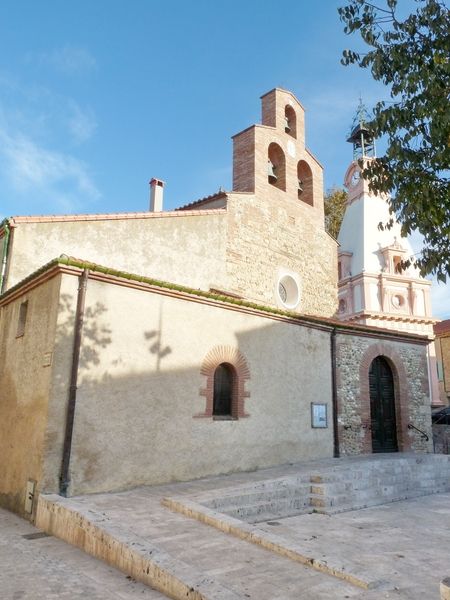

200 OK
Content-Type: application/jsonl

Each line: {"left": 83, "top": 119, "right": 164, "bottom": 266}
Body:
{"left": 432, "top": 406, "right": 450, "bottom": 425}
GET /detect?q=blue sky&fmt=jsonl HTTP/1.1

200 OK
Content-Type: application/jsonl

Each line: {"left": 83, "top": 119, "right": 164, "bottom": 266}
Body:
{"left": 0, "top": 0, "right": 448, "bottom": 316}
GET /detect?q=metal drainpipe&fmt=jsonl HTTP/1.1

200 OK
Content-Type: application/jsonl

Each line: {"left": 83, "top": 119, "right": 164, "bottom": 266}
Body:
{"left": 0, "top": 219, "right": 11, "bottom": 294}
{"left": 59, "top": 269, "right": 89, "bottom": 497}
{"left": 331, "top": 328, "right": 340, "bottom": 458}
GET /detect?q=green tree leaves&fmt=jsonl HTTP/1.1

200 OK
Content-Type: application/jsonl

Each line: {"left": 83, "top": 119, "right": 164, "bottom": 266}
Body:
{"left": 339, "top": 0, "right": 450, "bottom": 281}
{"left": 324, "top": 187, "right": 348, "bottom": 239}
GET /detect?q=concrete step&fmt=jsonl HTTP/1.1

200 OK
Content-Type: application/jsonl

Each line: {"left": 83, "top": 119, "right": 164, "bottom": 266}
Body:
{"left": 225, "top": 495, "right": 311, "bottom": 522}
{"left": 312, "top": 489, "right": 437, "bottom": 515}
{"left": 203, "top": 483, "right": 311, "bottom": 512}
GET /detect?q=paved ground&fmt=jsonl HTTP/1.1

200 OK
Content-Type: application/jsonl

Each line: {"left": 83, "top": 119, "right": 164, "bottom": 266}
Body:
{"left": 0, "top": 508, "right": 168, "bottom": 600}
{"left": 40, "top": 457, "right": 450, "bottom": 600}
{"left": 5, "top": 457, "right": 450, "bottom": 599}
{"left": 256, "top": 493, "right": 450, "bottom": 598}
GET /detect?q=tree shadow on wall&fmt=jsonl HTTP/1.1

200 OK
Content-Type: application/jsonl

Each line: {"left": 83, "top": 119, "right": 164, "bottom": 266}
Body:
{"left": 58, "top": 293, "right": 112, "bottom": 371}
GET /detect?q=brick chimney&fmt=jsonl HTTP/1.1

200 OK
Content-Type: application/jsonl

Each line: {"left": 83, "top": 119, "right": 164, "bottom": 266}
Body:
{"left": 149, "top": 178, "right": 165, "bottom": 212}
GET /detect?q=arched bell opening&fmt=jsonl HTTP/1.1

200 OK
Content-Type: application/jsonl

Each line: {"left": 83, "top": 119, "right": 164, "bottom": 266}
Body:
{"left": 267, "top": 143, "right": 286, "bottom": 191}
{"left": 297, "top": 160, "right": 313, "bottom": 205}
{"left": 284, "top": 105, "right": 297, "bottom": 138}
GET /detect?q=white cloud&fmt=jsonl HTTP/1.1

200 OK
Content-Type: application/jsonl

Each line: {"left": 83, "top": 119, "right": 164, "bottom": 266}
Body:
{"left": 68, "top": 102, "right": 97, "bottom": 144}
{"left": 36, "top": 45, "right": 97, "bottom": 75}
{"left": 0, "top": 129, "right": 100, "bottom": 206}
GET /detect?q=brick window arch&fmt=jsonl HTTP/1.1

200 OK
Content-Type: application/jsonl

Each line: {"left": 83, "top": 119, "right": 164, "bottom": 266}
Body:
{"left": 195, "top": 346, "right": 250, "bottom": 419}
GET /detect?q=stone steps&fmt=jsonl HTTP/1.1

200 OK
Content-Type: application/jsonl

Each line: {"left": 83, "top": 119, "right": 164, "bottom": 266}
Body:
{"left": 225, "top": 495, "right": 311, "bottom": 523}
{"left": 193, "top": 454, "right": 450, "bottom": 520}
{"left": 200, "top": 476, "right": 312, "bottom": 522}
{"left": 308, "top": 455, "right": 450, "bottom": 514}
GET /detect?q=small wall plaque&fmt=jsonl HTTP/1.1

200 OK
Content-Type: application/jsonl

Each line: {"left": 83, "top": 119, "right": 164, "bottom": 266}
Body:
{"left": 311, "top": 403, "right": 328, "bottom": 428}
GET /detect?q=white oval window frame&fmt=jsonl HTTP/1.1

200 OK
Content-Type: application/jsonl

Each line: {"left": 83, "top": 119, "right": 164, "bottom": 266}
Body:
{"left": 391, "top": 293, "right": 406, "bottom": 309}
{"left": 276, "top": 273, "right": 300, "bottom": 310}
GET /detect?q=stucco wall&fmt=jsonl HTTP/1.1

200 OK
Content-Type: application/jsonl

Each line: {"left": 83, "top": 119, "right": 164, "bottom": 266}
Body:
{"left": 64, "top": 275, "right": 334, "bottom": 496}
{"left": 225, "top": 193, "right": 337, "bottom": 317}
{"left": 7, "top": 212, "right": 227, "bottom": 291}
{"left": 336, "top": 333, "right": 432, "bottom": 455}
{"left": 40, "top": 274, "right": 81, "bottom": 496}
{"left": 0, "top": 275, "right": 61, "bottom": 515}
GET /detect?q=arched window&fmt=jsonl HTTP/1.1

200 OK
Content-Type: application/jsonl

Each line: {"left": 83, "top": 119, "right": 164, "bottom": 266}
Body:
{"left": 284, "top": 105, "right": 297, "bottom": 138}
{"left": 196, "top": 346, "right": 250, "bottom": 420}
{"left": 213, "top": 363, "right": 235, "bottom": 416}
{"left": 268, "top": 143, "right": 286, "bottom": 191}
{"left": 297, "top": 160, "right": 313, "bottom": 205}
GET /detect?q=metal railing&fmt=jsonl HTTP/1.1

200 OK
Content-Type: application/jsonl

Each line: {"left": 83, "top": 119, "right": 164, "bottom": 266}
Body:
{"left": 407, "top": 423, "right": 429, "bottom": 441}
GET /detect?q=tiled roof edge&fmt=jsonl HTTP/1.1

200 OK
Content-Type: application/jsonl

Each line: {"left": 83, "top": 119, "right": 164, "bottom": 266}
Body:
{"left": 8, "top": 208, "right": 226, "bottom": 224}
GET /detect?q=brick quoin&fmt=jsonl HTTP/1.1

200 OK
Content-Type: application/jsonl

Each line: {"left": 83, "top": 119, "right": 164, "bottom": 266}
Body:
{"left": 195, "top": 346, "right": 250, "bottom": 419}
{"left": 358, "top": 343, "right": 412, "bottom": 452}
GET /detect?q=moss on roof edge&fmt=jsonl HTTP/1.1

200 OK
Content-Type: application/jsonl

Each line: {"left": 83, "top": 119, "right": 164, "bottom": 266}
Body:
{"left": 0, "top": 255, "right": 429, "bottom": 342}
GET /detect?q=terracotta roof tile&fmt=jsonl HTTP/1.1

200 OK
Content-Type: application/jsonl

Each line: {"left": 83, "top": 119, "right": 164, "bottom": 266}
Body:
{"left": 434, "top": 319, "right": 450, "bottom": 336}
{"left": 8, "top": 208, "right": 226, "bottom": 224}
{"left": 175, "top": 191, "right": 228, "bottom": 211}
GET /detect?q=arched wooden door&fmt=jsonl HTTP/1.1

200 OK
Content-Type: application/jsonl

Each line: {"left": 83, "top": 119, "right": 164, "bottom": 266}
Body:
{"left": 369, "top": 356, "right": 398, "bottom": 453}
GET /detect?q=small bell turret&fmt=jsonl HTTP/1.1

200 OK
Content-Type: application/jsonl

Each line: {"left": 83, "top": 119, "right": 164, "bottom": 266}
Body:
{"left": 347, "top": 98, "right": 376, "bottom": 160}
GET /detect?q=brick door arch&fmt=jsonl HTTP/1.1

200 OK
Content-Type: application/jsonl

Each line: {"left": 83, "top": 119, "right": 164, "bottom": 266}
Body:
{"left": 359, "top": 344, "right": 409, "bottom": 452}
{"left": 195, "top": 346, "right": 250, "bottom": 419}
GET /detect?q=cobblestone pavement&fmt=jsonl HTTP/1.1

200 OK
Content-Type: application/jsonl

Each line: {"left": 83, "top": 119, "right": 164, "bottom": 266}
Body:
{"left": 0, "top": 508, "right": 168, "bottom": 600}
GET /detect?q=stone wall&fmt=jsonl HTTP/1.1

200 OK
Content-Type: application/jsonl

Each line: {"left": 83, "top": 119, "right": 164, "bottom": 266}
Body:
{"left": 225, "top": 193, "right": 337, "bottom": 317}
{"left": 336, "top": 333, "right": 432, "bottom": 455}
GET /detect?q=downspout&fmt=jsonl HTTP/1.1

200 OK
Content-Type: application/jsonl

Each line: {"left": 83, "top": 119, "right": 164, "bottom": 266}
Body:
{"left": 59, "top": 269, "right": 89, "bottom": 497}
{"left": 331, "top": 328, "right": 340, "bottom": 458}
{"left": 0, "top": 219, "right": 11, "bottom": 294}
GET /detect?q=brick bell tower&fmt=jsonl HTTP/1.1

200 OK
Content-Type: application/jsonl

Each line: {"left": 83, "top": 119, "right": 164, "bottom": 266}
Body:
{"left": 231, "top": 88, "right": 325, "bottom": 226}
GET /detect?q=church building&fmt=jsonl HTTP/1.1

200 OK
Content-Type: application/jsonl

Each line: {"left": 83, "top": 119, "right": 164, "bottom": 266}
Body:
{"left": 0, "top": 89, "right": 435, "bottom": 519}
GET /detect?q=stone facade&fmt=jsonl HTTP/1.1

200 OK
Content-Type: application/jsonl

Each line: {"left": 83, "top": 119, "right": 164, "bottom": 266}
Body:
{"left": 336, "top": 333, "right": 432, "bottom": 455}
{"left": 224, "top": 193, "right": 337, "bottom": 316}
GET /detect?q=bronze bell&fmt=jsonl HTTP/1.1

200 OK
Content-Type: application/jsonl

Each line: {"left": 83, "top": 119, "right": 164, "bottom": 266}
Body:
{"left": 268, "top": 159, "right": 277, "bottom": 181}
{"left": 284, "top": 116, "right": 291, "bottom": 132}
{"left": 298, "top": 178, "right": 304, "bottom": 194}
